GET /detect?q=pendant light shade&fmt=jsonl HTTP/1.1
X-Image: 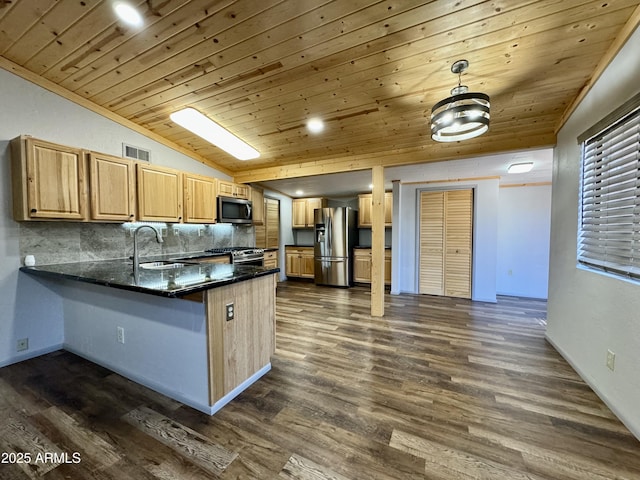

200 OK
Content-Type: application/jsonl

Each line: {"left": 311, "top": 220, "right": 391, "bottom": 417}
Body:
{"left": 431, "top": 60, "right": 490, "bottom": 142}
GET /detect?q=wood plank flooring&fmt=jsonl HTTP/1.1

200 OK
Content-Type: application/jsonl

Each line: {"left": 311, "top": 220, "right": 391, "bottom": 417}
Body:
{"left": 1, "top": 282, "right": 639, "bottom": 479}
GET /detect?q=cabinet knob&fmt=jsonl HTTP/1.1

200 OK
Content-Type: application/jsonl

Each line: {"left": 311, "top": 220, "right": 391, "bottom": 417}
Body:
{"left": 30, "top": 208, "right": 37, "bottom": 213}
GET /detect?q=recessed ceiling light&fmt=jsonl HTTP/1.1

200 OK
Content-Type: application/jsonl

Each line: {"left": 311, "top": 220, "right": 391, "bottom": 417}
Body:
{"left": 113, "top": 2, "right": 143, "bottom": 27}
{"left": 170, "top": 108, "right": 260, "bottom": 160}
{"left": 295, "top": 190, "right": 304, "bottom": 195}
{"left": 306, "top": 118, "right": 325, "bottom": 134}
{"left": 368, "top": 184, "right": 373, "bottom": 189}
{"left": 507, "top": 162, "right": 534, "bottom": 174}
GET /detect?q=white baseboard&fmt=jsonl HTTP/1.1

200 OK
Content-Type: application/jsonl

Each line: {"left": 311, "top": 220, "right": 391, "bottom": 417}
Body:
{"left": 64, "top": 345, "right": 271, "bottom": 415}
{"left": 545, "top": 334, "right": 640, "bottom": 441}
{"left": 0, "top": 344, "right": 63, "bottom": 368}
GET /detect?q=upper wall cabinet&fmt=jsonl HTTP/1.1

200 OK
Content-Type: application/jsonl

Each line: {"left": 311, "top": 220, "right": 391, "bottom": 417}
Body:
{"left": 292, "top": 197, "right": 326, "bottom": 228}
{"left": 11, "top": 135, "right": 87, "bottom": 221}
{"left": 183, "top": 172, "right": 217, "bottom": 224}
{"left": 358, "top": 192, "right": 393, "bottom": 228}
{"left": 217, "top": 179, "right": 249, "bottom": 199}
{"left": 137, "top": 163, "right": 183, "bottom": 222}
{"left": 88, "top": 152, "right": 136, "bottom": 222}
{"left": 251, "top": 187, "right": 265, "bottom": 225}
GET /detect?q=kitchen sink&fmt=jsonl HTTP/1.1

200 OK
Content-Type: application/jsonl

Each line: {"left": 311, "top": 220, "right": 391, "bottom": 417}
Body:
{"left": 139, "top": 261, "right": 186, "bottom": 270}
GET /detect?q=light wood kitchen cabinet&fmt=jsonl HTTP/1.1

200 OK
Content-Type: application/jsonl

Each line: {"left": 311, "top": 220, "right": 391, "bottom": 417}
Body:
{"left": 256, "top": 197, "right": 280, "bottom": 249}
{"left": 10, "top": 135, "right": 87, "bottom": 221}
{"left": 292, "top": 197, "right": 326, "bottom": 228}
{"left": 285, "top": 246, "right": 314, "bottom": 278}
{"left": 88, "top": 152, "right": 136, "bottom": 222}
{"left": 217, "top": 179, "right": 249, "bottom": 199}
{"left": 353, "top": 248, "right": 391, "bottom": 285}
{"left": 194, "top": 255, "right": 230, "bottom": 264}
{"left": 263, "top": 250, "right": 278, "bottom": 269}
{"left": 358, "top": 192, "right": 393, "bottom": 227}
{"left": 136, "top": 163, "right": 183, "bottom": 222}
{"left": 183, "top": 173, "right": 217, "bottom": 223}
{"left": 251, "top": 187, "right": 264, "bottom": 225}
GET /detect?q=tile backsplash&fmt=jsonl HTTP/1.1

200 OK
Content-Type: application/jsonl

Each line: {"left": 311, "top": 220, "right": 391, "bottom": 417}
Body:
{"left": 19, "top": 222, "right": 255, "bottom": 266}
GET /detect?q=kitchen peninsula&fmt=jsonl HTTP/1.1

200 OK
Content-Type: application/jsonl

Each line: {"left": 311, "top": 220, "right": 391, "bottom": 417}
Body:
{"left": 21, "top": 258, "right": 278, "bottom": 415}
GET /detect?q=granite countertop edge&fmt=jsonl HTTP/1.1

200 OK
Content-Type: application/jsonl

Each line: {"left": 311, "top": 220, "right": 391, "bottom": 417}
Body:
{"left": 20, "top": 258, "right": 279, "bottom": 299}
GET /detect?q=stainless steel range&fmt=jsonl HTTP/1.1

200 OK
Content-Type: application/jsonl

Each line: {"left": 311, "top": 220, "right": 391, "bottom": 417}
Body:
{"left": 206, "top": 247, "right": 265, "bottom": 266}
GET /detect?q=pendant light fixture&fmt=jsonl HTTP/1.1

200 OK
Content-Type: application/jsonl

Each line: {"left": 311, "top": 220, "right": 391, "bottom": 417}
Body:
{"left": 430, "top": 59, "right": 490, "bottom": 142}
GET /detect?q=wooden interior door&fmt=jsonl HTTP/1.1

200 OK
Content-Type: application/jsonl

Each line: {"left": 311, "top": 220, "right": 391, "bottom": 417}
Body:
{"left": 419, "top": 191, "right": 445, "bottom": 295}
{"left": 419, "top": 189, "right": 473, "bottom": 298}
{"left": 444, "top": 190, "right": 473, "bottom": 298}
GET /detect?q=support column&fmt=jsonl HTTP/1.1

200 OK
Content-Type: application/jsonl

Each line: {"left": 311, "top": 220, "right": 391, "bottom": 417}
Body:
{"left": 371, "top": 165, "right": 385, "bottom": 317}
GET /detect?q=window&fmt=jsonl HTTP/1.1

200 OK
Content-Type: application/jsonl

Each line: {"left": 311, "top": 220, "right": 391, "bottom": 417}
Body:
{"left": 578, "top": 100, "right": 640, "bottom": 279}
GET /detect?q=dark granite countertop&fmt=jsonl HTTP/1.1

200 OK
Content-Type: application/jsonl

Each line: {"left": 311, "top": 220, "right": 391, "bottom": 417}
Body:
{"left": 353, "top": 245, "right": 392, "bottom": 249}
{"left": 20, "top": 256, "right": 279, "bottom": 298}
{"left": 284, "top": 244, "right": 314, "bottom": 248}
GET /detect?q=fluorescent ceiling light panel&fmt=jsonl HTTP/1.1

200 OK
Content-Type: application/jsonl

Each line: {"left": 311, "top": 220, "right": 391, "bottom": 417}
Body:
{"left": 170, "top": 108, "right": 260, "bottom": 160}
{"left": 113, "top": 2, "right": 143, "bottom": 27}
{"left": 507, "top": 162, "right": 534, "bottom": 174}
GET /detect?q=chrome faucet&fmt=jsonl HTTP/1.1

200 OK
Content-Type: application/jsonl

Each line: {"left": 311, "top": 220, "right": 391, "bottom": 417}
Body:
{"left": 132, "top": 225, "right": 163, "bottom": 280}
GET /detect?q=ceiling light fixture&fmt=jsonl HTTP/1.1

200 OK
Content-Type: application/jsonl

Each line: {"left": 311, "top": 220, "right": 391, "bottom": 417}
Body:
{"left": 113, "top": 1, "right": 143, "bottom": 27}
{"left": 295, "top": 190, "right": 304, "bottom": 195}
{"left": 170, "top": 107, "right": 260, "bottom": 160}
{"left": 430, "top": 59, "right": 490, "bottom": 142}
{"left": 306, "top": 118, "right": 325, "bottom": 134}
{"left": 508, "top": 162, "right": 534, "bottom": 174}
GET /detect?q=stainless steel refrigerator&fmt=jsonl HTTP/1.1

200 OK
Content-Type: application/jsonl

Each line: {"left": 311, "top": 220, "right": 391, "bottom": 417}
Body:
{"left": 314, "top": 207, "right": 357, "bottom": 287}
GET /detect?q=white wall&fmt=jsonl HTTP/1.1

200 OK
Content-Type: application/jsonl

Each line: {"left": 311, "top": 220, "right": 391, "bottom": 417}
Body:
{"left": 394, "top": 178, "right": 499, "bottom": 302}
{"left": 547, "top": 27, "right": 640, "bottom": 438}
{"left": 497, "top": 185, "right": 551, "bottom": 298}
{"left": 0, "top": 68, "right": 229, "bottom": 367}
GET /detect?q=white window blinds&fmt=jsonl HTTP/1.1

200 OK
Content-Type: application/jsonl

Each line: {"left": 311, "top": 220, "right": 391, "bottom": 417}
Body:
{"left": 579, "top": 105, "right": 640, "bottom": 278}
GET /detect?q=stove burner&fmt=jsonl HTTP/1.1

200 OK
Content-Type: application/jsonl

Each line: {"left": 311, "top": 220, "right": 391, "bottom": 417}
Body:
{"left": 205, "top": 247, "right": 265, "bottom": 265}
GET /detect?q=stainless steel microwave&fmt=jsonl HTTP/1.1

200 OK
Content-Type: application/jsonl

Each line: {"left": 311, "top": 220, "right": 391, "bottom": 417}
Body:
{"left": 217, "top": 196, "right": 253, "bottom": 224}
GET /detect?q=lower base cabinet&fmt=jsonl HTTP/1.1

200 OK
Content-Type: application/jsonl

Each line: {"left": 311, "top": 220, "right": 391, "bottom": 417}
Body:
{"left": 285, "top": 246, "right": 314, "bottom": 278}
{"left": 353, "top": 248, "right": 391, "bottom": 285}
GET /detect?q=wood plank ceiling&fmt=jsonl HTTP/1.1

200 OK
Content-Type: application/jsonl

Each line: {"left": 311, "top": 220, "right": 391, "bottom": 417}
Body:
{"left": 1, "top": 0, "right": 639, "bottom": 183}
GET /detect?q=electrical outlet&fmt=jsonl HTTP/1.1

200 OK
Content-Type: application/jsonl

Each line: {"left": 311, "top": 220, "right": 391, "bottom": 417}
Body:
{"left": 16, "top": 338, "right": 29, "bottom": 352}
{"left": 226, "top": 303, "right": 234, "bottom": 321}
{"left": 117, "top": 326, "right": 125, "bottom": 344}
{"left": 606, "top": 349, "right": 615, "bottom": 371}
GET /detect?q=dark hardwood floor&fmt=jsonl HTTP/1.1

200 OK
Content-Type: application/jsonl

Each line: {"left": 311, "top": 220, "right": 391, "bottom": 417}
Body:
{"left": 1, "top": 282, "right": 639, "bottom": 479}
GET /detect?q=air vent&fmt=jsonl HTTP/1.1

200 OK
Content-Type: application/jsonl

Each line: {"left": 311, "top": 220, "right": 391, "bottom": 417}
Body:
{"left": 123, "top": 143, "right": 151, "bottom": 162}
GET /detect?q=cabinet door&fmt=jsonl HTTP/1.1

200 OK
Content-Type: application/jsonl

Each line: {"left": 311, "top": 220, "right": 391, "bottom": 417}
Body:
{"left": 14, "top": 137, "right": 87, "bottom": 220}
{"left": 89, "top": 152, "right": 135, "bottom": 222}
{"left": 234, "top": 184, "right": 249, "bottom": 200}
{"left": 354, "top": 250, "right": 372, "bottom": 283}
{"left": 301, "top": 250, "right": 315, "bottom": 278}
{"left": 137, "top": 164, "right": 183, "bottom": 222}
{"left": 384, "top": 250, "right": 392, "bottom": 285}
{"left": 384, "top": 192, "right": 393, "bottom": 226}
{"left": 251, "top": 188, "right": 265, "bottom": 225}
{"left": 358, "top": 194, "right": 372, "bottom": 227}
{"left": 305, "top": 198, "right": 324, "bottom": 226}
{"left": 184, "top": 173, "right": 216, "bottom": 223}
{"left": 292, "top": 199, "right": 307, "bottom": 228}
{"left": 217, "top": 180, "right": 235, "bottom": 197}
{"left": 285, "top": 250, "right": 301, "bottom": 276}
{"left": 265, "top": 198, "right": 280, "bottom": 249}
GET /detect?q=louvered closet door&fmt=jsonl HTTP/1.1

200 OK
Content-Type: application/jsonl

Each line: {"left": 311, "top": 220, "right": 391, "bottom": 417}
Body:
{"left": 419, "top": 191, "right": 445, "bottom": 295}
{"left": 419, "top": 189, "right": 473, "bottom": 299}
{"left": 444, "top": 189, "right": 473, "bottom": 298}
